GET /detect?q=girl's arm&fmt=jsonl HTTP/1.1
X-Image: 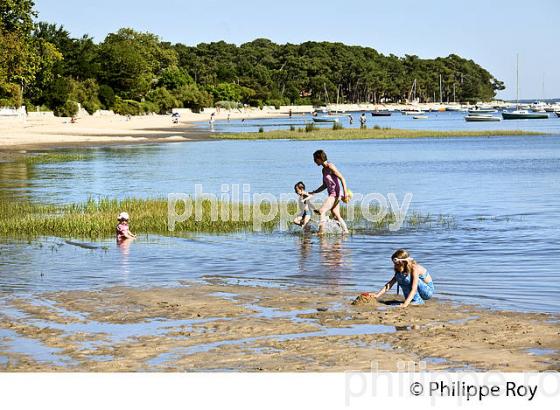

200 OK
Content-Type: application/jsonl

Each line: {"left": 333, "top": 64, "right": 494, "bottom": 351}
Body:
{"left": 125, "top": 231, "right": 136, "bottom": 239}
{"left": 328, "top": 163, "right": 348, "bottom": 198}
{"left": 310, "top": 183, "right": 326, "bottom": 195}
{"left": 373, "top": 275, "right": 397, "bottom": 298}
{"left": 401, "top": 271, "right": 419, "bottom": 307}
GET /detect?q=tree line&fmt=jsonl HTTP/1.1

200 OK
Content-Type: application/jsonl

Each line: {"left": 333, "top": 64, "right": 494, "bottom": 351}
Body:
{"left": 1, "top": 1, "right": 505, "bottom": 116}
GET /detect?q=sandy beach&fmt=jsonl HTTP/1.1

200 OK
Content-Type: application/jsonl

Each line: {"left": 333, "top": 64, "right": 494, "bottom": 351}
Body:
{"left": 0, "top": 107, "right": 294, "bottom": 150}
{"left": 0, "top": 102, "right": 481, "bottom": 150}
{"left": 1, "top": 280, "right": 558, "bottom": 372}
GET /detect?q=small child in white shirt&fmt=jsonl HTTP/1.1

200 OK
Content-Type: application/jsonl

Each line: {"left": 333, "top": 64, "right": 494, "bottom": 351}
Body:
{"left": 293, "top": 181, "right": 315, "bottom": 229}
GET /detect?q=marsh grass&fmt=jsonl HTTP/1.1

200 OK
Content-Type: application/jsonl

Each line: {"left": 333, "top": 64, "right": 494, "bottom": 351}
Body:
{"left": 20, "top": 152, "right": 93, "bottom": 165}
{"left": 214, "top": 128, "right": 545, "bottom": 141}
{"left": 0, "top": 197, "right": 454, "bottom": 239}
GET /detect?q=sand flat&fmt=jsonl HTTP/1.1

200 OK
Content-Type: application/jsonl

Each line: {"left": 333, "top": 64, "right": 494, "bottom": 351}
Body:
{"left": 0, "top": 281, "right": 558, "bottom": 372}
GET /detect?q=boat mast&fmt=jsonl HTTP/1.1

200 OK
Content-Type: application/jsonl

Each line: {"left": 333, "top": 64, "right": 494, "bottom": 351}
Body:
{"left": 439, "top": 74, "right": 443, "bottom": 103}
{"left": 516, "top": 54, "right": 519, "bottom": 109}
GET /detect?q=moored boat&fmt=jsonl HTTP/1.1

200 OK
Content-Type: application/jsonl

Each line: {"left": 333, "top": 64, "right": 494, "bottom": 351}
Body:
{"left": 412, "top": 115, "right": 428, "bottom": 119}
{"left": 465, "top": 115, "right": 501, "bottom": 122}
{"left": 468, "top": 108, "right": 497, "bottom": 114}
{"left": 312, "top": 117, "right": 340, "bottom": 123}
{"left": 371, "top": 111, "right": 392, "bottom": 116}
{"left": 502, "top": 110, "right": 548, "bottom": 120}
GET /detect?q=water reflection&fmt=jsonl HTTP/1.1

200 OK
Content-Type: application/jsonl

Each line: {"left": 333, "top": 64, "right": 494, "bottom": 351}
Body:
{"left": 117, "top": 239, "right": 132, "bottom": 281}
{"left": 296, "top": 234, "right": 352, "bottom": 286}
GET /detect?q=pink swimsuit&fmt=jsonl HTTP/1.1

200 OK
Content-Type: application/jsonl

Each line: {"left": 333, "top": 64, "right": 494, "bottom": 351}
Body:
{"left": 116, "top": 223, "right": 129, "bottom": 241}
{"left": 322, "top": 164, "right": 341, "bottom": 197}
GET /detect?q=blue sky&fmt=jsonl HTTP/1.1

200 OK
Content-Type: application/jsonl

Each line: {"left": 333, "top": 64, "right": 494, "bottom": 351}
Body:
{"left": 34, "top": 0, "right": 559, "bottom": 100}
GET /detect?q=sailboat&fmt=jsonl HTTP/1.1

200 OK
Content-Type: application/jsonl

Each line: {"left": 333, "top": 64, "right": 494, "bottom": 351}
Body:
{"left": 502, "top": 55, "right": 549, "bottom": 120}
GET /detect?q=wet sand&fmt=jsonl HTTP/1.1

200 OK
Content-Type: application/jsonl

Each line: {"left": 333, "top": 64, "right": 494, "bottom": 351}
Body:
{"left": 0, "top": 280, "right": 558, "bottom": 372}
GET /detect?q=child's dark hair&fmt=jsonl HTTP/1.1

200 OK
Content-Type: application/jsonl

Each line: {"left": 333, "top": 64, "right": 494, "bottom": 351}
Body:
{"left": 294, "top": 181, "right": 305, "bottom": 192}
{"left": 313, "top": 149, "right": 327, "bottom": 162}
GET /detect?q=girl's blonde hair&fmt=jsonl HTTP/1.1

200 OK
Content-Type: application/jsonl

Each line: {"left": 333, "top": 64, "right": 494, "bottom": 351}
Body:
{"left": 391, "top": 248, "right": 416, "bottom": 274}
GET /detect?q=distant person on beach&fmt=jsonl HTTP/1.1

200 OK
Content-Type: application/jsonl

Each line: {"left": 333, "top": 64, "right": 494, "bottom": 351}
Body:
{"left": 309, "top": 150, "right": 350, "bottom": 234}
{"left": 360, "top": 113, "right": 367, "bottom": 126}
{"left": 116, "top": 212, "right": 136, "bottom": 243}
{"left": 293, "top": 181, "right": 315, "bottom": 230}
{"left": 289, "top": 109, "right": 293, "bottom": 118}
{"left": 355, "top": 249, "right": 434, "bottom": 307}
{"left": 348, "top": 114, "right": 353, "bottom": 124}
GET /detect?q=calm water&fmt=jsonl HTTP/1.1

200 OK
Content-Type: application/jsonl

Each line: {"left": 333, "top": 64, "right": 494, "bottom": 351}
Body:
{"left": 1, "top": 135, "right": 559, "bottom": 313}
{"left": 202, "top": 110, "right": 560, "bottom": 134}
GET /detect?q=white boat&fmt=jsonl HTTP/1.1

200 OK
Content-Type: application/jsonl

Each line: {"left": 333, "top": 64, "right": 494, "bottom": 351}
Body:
{"left": 412, "top": 115, "right": 428, "bottom": 119}
{"left": 445, "top": 105, "right": 468, "bottom": 112}
{"left": 468, "top": 108, "right": 497, "bottom": 114}
{"left": 312, "top": 117, "right": 340, "bottom": 123}
{"left": 465, "top": 115, "right": 501, "bottom": 122}
{"left": 403, "top": 110, "right": 425, "bottom": 116}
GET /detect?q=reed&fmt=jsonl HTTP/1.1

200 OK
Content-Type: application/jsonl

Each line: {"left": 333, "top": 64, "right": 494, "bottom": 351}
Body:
{"left": 0, "top": 197, "right": 454, "bottom": 239}
{"left": 214, "top": 128, "right": 545, "bottom": 141}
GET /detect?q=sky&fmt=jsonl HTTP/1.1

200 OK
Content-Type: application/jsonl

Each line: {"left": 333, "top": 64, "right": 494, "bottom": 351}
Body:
{"left": 34, "top": 0, "right": 560, "bottom": 100}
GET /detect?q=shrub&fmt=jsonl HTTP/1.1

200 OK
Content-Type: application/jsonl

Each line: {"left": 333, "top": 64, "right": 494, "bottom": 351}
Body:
{"left": 113, "top": 97, "right": 142, "bottom": 116}
{"left": 332, "top": 121, "right": 344, "bottom": 130}
{"left": 98, "top": 85, "right": 115, "bottom": 109}
{"left": 258, "top": 127, "right": 264, "bottom": 133}
{"left": 305, "top": 122, "right": 317, "bottom": 132}
{"left": 54, "top": 100, "right": 79, "bottom": 117}
{"left": 146, "top": 87, "right": 179, "bottom": 114}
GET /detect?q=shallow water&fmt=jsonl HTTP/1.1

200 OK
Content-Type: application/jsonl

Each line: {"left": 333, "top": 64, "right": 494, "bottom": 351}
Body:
{"left": 0, "top": 135, "right": 559, "bottom": 313}
{"left": 202, "top": 110, "right": 560, "bottom": 134}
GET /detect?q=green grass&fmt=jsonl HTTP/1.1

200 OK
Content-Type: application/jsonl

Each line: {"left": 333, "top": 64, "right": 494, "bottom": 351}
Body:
{"left": 213, "top": 128, "right": 546, "bottom": 141}
{"left": 0, "top": 197, "right": 454, "bottom": 239}
{"left": 0, "top": 151, "right": 92, "bottom": 166}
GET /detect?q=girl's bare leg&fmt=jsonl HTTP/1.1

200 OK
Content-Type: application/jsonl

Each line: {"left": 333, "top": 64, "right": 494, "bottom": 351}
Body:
{"left": 318, "top": 196, "right": 336, "bottom": 234}
{"left": 331, "top": 202, "right": 349, "bottom": 234}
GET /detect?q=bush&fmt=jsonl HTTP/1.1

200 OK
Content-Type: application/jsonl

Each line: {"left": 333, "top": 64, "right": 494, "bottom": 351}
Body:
{"left": 373, "top": 124, "right": 381, "bottom": 130}
{"left": 305, "top": 122, "right": 317, "bottom": 132}
{"left": 140, "top": 101, "right": 159, "bottom": 114}
{"left": 0, "top": 83, "right": 23, "bottom": 107}
{"left": 113, "top": 97, "right": 142, "bottom": 116}
{"left": 289, "top": 125, "right": 296, "bottom": 131}
{"left": 215, "top": 101, "right": 242, "bottom": 110}
{"left": 175, "top": 84, "right": 212, "bottom": 111}
{"left": 332, "top": 121, "right": 344, "bottom": 130}
{"left": 54, "top": 100, "right": 79, "bottom": 117}
{"left": 146, "top": 87, "right": 179, "bottom": 114}
{"left": 98, "top": 85, "right": 115, "bottom": 109}
{"left": 258, "top": 127, "right": 264, "bottom": 133}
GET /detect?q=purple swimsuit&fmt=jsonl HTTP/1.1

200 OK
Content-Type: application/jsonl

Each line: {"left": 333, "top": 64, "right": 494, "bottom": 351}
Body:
{"left": 322, "top": 164, "right": 341, "bottom": 197}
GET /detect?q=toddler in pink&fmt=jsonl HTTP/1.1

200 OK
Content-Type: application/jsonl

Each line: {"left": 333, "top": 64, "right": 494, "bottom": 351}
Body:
{"left": 116, "top": 212, "right": 136, "bottom": 242}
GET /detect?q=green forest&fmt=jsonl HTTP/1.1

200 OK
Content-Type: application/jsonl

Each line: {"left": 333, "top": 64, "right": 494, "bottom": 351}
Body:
{"left": 1, "top": 1, "right": 505, "bottom": 116}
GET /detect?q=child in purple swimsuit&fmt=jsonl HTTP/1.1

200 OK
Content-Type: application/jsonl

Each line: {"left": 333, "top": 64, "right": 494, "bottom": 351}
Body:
{"left": 309, "top": 150, "right": 350, "bottom": 234}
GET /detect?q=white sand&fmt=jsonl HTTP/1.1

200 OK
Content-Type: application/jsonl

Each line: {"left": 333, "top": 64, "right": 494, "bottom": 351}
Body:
{"left": 0, "top": 102, "right": 489, "bottom": 149}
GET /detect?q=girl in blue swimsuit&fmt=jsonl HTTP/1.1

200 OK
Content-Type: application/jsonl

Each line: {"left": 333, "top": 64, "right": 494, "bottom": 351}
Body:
{"left": 361, "top": 249, "right": 434, "bottom": 307}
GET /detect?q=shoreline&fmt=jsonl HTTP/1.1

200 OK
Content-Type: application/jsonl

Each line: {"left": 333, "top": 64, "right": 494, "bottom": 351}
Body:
{"left": 1, "top": 104, "right": 553, "bottom": 150}
{"left": 0, "top": 280, "right": 558, "bottom": 372}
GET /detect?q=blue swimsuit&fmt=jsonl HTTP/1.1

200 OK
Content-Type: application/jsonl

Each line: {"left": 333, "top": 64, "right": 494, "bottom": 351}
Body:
{"left": 395, "top": 271, "right": 434, "bottom": 305}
